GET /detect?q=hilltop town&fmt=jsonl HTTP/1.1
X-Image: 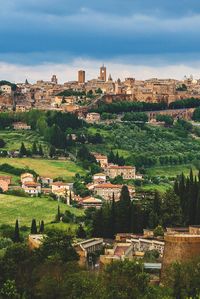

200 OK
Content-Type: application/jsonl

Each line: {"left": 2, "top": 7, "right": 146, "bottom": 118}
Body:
{"left": 1, "top": 68, "right": 200, "bottom": 297}
{"left": 0, "top": 66, "right": 200, "bottom": 114}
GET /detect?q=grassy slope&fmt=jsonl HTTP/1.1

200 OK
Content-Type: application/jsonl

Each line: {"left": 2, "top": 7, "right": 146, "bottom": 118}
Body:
{"left": 0, "top": 158, "right": 86, "bottom": 182}
{"left": 0, "top": 194, "right": 83, "bottom": 227}
{"left": 146, "top": 164, "right": 197, "bottom": 178}
{"left": 0, "top": 130, "right": 48, "bottom": 151}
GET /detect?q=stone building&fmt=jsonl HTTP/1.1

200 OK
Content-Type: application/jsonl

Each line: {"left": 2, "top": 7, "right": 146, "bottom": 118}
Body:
{"left": 21, "top": 173, "right": 34, "bottom": 184}
{"left": 74, "top": 238, "right": 104, "bottom": 266}
{"left": 161, "top": 234, "right": 200, "bottom": 281}
{"left": 99, "top": 65, "right": 107, "bottom": 82}
{"left": 92, "top": 153, "right": 108, "bottom": 168}
{"left": 105, "top": 165, "right": 136, "bottom": 180}
{"left": 85, "top": 112, "right": 101, "bottom": 123}
{"left": 22, "top": 182, "right": 42, "bottom": 196}
{"left": 78, "top": 70, "right": 85, "bottom": 84}
{"left": 94, "top": 183, "right": 135, "bottom": 201}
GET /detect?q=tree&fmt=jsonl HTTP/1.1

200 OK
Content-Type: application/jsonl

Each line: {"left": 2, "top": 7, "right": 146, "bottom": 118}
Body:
{"left": 13, "top": 220, "right": 20, "bottom": 243}
{"left": 111, "top": 193, "right": 116, "bottom": 238}
{"left": 103, "top": 260, "right": 151, "bottom": 299}
{"left": 32, "top": 141, "right": 38, "bottom": 155}
{"left": 55, "top": 205, "right": 61, "bottom": 222}
{"left": 38, "top": 144, "right": 44, "bottom": 156}
{"left": 161, "top": 189, "right": 182, "bottom": 227}
{"left": 39, "top": 220, "right": 45, "bottom": 233}
{"left": 153, "top": 225, "right": 164, "bottom": 237}
{"left": 76, "top": 224, "right": 87, "bottom": 239}
{"left": 19, "top": 142, "right": 27, "bottom": 157}
{"left": 0, "top": 138, "right": 6, "bottom": 148}
{"left": 49, "top": 145, "right": 56, "bottom": 158}
{"left": 31, "top": 219, "right": 37, "bottom": 234}
{"left": 69, "top": 191, "right": 72, "bottom": 205}
{"left": 39, "top": 231, "right": 79, "bottom": 262}
{"left": 115, "top": 186, "right": 131, "bottom": 233}
{"left": 49, "top": 124, "right": 65, "bottom": 149}
{"left": 0, "top": 279, "right": 20, "bottom": 299}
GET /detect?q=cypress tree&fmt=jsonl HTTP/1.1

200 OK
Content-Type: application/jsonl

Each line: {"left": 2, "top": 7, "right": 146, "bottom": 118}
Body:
{"left": 76, "top": 224, "right": 87, "bottom": 239}
{"left": 116, "top": 185, "right": 131, "bottom": 233}
{"left": 49, "top": 145, "right": 56, "bottom": 158}
{"left": 38, "top": 144, "right": 44, "bottom": 156}
{"left": 108, "top": 150, "right": 115, "bottom": 163}
{"left": 92, "top": 208, "right": 103, "bottom": 237}
{"left": 190, "top": 169, "right": 194, "bottom": 184}
{"left": 111, "top": 193, "right": 116, "bottom": 238}
{"left": 69, "top": 191, "right": 72, "bottom": 205}
{"left": 31, "top": 219, "right": 37, "bottom": 234}
{"left": 115, "top": 152, "right": 119, "bottom": 165}
{"left": 56, "top": 205, "right": 61, "bottom": 222}
{"left": 32, "top": 141, "right": 38, "bottom": 155}
{"left": 174, "top": 179, "right": 179, "bottom": 195}
{"left": 13, "top": 219, "right": 20, "bottom": 243}
{"left": 19, "top": 142, "right": 27, "bottom": 157}
{"left": 39, "top": 220, "right": 45, "bottom": 233}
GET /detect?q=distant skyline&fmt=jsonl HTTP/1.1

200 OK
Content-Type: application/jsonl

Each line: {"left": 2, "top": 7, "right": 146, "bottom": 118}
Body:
{"left": 1, "top": 0, "right": 200, "bottom": 82}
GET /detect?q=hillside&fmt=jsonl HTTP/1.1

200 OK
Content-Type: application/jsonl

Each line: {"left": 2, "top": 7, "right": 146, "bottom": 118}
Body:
{"left": 0, "top": 194, "right": 83, "bottom": 227}
{"left": 0, "top": 158, "right": 86, "bottom": 184}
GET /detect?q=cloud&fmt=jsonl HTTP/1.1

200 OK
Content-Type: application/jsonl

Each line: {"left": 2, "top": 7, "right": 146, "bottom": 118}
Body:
{"left": 0, "top": 0, "right": 200, "bottom": 76}
{"left": 1, "top": 58, "right": 200, "bottom": 83}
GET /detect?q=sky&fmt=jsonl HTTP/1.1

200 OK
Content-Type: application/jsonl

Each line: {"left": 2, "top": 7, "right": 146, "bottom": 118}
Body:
{"left": 1, "top": 0, "right": 200, "bottom": 83}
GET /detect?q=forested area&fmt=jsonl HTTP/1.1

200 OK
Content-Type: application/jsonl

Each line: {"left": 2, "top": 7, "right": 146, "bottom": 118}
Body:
{"left": 88, "top": 170, "right": 200, "bottom": 239}
{"left": 93, "top": 98, "right": 200, "bottom": 114}
{"left": 89, "top": 119, "right": 200, "bottom": 169}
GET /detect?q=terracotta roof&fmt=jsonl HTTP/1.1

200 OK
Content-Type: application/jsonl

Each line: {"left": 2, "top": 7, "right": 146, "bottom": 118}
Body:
{"left": 95, "top": 155, "right": 107, "bottom": 159}
{"left": 95, "top": 183, "right": 122, "bottom": 189}
{"left": 114, "top": 245, "right": 130, "bottom": 257}
{"left": 21, "top": 173, "right": 34, "bottom": 178}
{"left": 82, "top": 197, "right": 102, "bottom": 204}
{"left": 107, "top": 165, "right": 134, "bottom": 169}
{"left": 52, "top": 182, "right": 68, "bottom": 186}
{"left": 0, "top": 176, "right": 12, "bottom": 179}
{"left": 24, "top": 182, "right": 40, "bottom": 187}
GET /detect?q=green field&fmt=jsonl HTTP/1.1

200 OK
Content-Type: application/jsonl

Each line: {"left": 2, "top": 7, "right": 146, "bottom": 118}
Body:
{"left": 0, "top": 194, "right": 83, "bottom": 227}
{"left": 146, "top": 164, "right": 197, "bottom": 178}
{"left": 0, "top": 158, "right": 86, "bottom": 182}
{"left": 139, "top": 183, "right": 172, "bottom": 193}
{"left": 0, "top": 130, "right": 48, "bottom": 151}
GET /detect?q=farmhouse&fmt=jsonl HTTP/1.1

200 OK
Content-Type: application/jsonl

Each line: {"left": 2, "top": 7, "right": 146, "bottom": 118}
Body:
{"left": 105, "top": 165, "right": 136, "bottom": 180}
{"left": 0, "top": 180, "right": 9, "bottom": 192}
{"left": 85, "top": 112, "right": 100, "bottom": 123}
{"left": 92, "top": 173, "right": 106, "bottom": 183}
{"left": 94, "top": 183, "right": 135, "bottom": 201}
{"left": 51, "top": 182, "right": 73, "bottom": 196}
{"left": 13, "top": 122, "right": 31, "bottom": 130}
{"left": 0, "top": 176, "right": 12, "bottom": 185}
{"left": 22, "top": 182, "right": 41, "bottom": 196}
{"left": 80, "top": 196, "right": 102, "bottom": 209}
{"left": 21, "top": 173, "right": 34, "bottom": 184}
{"left": 92, "top": 153, "right": 108, "bottom": 168}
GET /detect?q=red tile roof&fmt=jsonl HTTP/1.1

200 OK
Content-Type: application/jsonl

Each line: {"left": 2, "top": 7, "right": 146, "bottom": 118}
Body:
{"left": 95, "top": 183, "right": 122, "bottom": 189}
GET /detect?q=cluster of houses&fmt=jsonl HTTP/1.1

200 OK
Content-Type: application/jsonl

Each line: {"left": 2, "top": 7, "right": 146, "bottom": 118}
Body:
{"left": 0, "top": 151, "right": 140, "bottom": 210}
{"left": 0, "top": 149, "right": 140, "bottom": 210}
{"left": 0, "top": 172, "right": 73, "bottom": 200}
{"left": 76, "top": 152, "right": 142, "bottom": 208}
{"left": 20, "top": 173, "right": 73, "bottom": 199}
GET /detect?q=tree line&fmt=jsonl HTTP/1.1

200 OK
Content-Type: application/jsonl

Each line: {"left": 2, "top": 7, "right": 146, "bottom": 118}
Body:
{"left": 88, "top": 185, "right": 182, "bottom": 239}
{"left": 92, "top": 98, "right": 200, "bottom": 114}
